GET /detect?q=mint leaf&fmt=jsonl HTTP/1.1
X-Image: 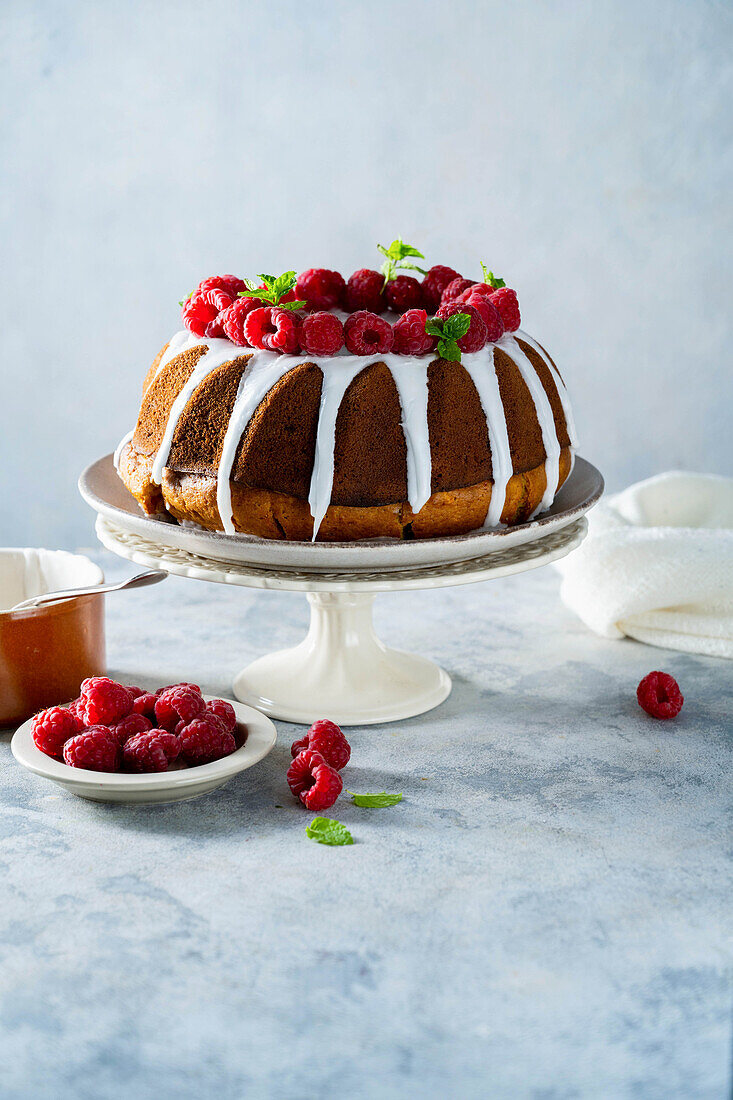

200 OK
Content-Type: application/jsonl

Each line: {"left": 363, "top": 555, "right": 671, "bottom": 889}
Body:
{"left": 442, "top": 313, "right": 471, "bottom": 340}
{"left": 378, "top": 237, "right": 427, "bottom": 285}
{"left": 350, "top": 791, "right": 403, "bottom": 808}
{"left": 424, "top": 314, "right": 469, "bottom": 362}
{"left": 237, "top": 270, "right": 304, "bottom": 309}
{"left": 480, "top": 262, "right": 506, "bottom": 289}
{"left": 178, "top": 289, "right": 194, "bottom": 307}
{"left": 437, "top": 337, "right": 462, "bottom": 362}
{"left": 305, "top": 817, "right": 354, "bottom": 846}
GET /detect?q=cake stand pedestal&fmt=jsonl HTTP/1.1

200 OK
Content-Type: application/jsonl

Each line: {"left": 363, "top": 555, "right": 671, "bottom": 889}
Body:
{"left": 94, "top": 515, "right": 588, "bottom": 726}
{"left": 235, "top": 592, "right": 451, "bottom": 724}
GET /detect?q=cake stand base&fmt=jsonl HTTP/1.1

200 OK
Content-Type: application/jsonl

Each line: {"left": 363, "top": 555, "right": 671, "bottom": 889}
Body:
{"left": 233, "top": 592, "right": 451, "bottom": 725}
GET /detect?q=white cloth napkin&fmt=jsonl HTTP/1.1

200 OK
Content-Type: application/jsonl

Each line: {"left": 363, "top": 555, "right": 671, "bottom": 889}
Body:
{"left": 556, "top": 471, "right": 733, "bottom": 659}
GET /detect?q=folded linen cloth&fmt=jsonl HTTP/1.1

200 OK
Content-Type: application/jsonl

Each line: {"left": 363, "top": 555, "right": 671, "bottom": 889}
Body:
{"left": 556, "top": 471, "right": 733, "bottom": 659}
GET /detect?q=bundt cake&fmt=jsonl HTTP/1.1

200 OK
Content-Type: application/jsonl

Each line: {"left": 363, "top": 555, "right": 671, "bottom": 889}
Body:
{"left": 116, "top": 249, "right": 577, "bottom": 542}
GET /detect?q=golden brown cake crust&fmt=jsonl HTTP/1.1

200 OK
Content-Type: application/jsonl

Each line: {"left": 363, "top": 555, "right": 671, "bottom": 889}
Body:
{"left": 120, "top": 334, "right": 574, "bottom": 541}
{"left": 119, "top": 440, "right": 572, "bottom": 541}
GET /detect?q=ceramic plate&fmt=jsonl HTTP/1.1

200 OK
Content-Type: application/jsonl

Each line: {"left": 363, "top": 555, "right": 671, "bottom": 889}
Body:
{"left": 80, "top": 453, "right": 603, "bottom": 572}
{"left": 11, "top": 696, "right": 276, "bottom": 804}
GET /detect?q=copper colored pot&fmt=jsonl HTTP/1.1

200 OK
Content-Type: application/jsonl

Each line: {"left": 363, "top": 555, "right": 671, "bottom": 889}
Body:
{"left": 0, "top": 549, "right": 106, "bottom": 728}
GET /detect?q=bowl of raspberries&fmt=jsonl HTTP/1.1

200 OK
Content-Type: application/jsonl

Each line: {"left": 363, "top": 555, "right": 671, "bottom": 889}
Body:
{"left": 11, "top": 676, "right": 276, "bottom": 803}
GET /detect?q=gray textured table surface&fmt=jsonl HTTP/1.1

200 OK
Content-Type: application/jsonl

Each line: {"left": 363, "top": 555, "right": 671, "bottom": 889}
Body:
{"left": 1, "top": 550, "right": 731, "bottom": 1100}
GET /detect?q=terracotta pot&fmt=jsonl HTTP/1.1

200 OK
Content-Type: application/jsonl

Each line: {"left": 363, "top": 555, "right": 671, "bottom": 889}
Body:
{"left": 0, "top": 549, "right": 106, "bottom": 727}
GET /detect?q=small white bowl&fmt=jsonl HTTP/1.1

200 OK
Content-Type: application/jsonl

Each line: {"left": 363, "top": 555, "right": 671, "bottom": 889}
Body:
{"left": 11, "top": 696, "right": 276, "bottom": 804}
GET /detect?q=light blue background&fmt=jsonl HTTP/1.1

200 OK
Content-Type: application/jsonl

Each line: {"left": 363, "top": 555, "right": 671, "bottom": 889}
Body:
{"left": 1, "top": 0, "right": 730, "bottom": 549}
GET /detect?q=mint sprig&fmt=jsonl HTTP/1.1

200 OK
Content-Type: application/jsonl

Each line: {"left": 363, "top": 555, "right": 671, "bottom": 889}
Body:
{"left": 238, "top": 271, "right": 305, "bottom": 311}
{"left": 178, "top": 289, "right": 194, "bottom": 307}
{"left": 349, "top": 791, "right": 403, "bottom": 808}
{"left": 378, "top": 238, "right": 428, "bottom": 287}
{"left": 480, "top": 262, "right": 506, "bottom": 289}
{"left": 425, "top": 312, "right": 471, "bottom": 362}
{"left": 305, "top": 817, "right": 354, "bottom": 846}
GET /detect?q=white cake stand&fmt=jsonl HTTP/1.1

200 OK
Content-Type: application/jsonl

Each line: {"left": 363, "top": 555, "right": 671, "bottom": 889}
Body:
{"left": 93, "top": 513, "right": 588, "bottom": 725}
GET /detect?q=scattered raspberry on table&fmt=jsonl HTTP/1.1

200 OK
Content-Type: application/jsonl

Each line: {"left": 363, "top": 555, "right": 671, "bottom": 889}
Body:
{"left": 291, "top": 719, "right": 351, "bottom": 771}
{"left": 637, "top": 671, "right": 684, "bottom": 719}
{"left": 287, "top": 748, "right": 343, "bottom": 811}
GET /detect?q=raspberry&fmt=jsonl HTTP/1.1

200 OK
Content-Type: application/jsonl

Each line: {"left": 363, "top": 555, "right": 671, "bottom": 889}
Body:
{"left": 637, "top": 672, "right": 684, "bottom": 719}
{"left": 298, "top": 311, "right": 344, "bottom": 357}
{"left": 421, "top": 265, "right": 461, "bottom": 312}
{"left": 221, "top": 296, "right": 261, "bottom": 346}
{"left": 385, "top": 275, "right": 423, "bottom": 313}
{"left": 436, "top": 300, "right": 488, "bottom": 353}
{"left": 463, "top": 282, "right": 492, "bottom": 298}
{"left": 457, "top": 289, "right": 505, "bottom": 342}
{"left": 67, "top": 699, "right": 85, "bottom": 728}
{"left": 489, "top": 287, "right": 521, "bottom": 332}
{"left": 392, "top": 308, "right": 437, "bottom": 356}
{"left": 243, "top": 306, "right": 301, "bottom": 354}
{"left": 126, "top": 686, "right": 145, "bottom": 700}
{"left": 110, "top": 713, "right": 153, "bottom": 745}
{"left": 123, "top": 730, "right": 180, "bottom": 772}
{"left": 182, "top": 286, "right": 235, "bottom": 338}
{"left": 132, "top": 692, "right": 158, "bottom": 718}
{"left": 80, "top": 677, "right": 133, "bottom": 727}
{"left": 296, "top": 269, "right": 346, "bottom": 311}
{"left": 157, "top": 682, "right": 201, "bottom": 695}
{"left": 344, "top": 311, "right": 394, "bottom": 355}
{"left": 440, "top": 277, "right": 475, "bottom": 305}
{"left": 32, "top": 707, "right": 80, "bottom": 758}
{"left": 206, "top": 698, "right": 237, "bottom": 734}
{"left": 197, "top": 275, "right": 247, "bottom": 299}
{"left": 155, "top": 686, "right": 206, "bottom": 732}
{"left": 63, "top": 727, "right": 121, "bottom": 772}
{"left": 346, "top": 269, "right": 386, "bottom": 313}
{"left": 290, "top": 719, "right": 351, "bottom": 771}
{"left": 287, "top": 749, "right": 343, "bottom": 811}
{"left": 179, "top": 716, "right": 236, "bottom": 766}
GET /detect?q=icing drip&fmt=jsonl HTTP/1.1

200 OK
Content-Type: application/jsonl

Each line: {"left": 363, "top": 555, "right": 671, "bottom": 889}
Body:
{"left": 386, "top": 358, "right": 432, "bottom": 517}
{"left": 151, "top": 337, "right": 252, "bottom": 485}
{"left": 217, "top": 351, "right": 309, "bottom": 536}
{"left": 308, "top": 358, "right": 371, "bottom": 539}
{"left": 154, "top": 329, "right": 200, "bottom": 380}
{"left": 499, "top": 334, "right": 561, "bottom": 516}
{"left": 120, "top": 325, "right": 574, "bottom": 540}
{"left": 113, "top": 429, "right": 134, "bottom": 472}
{"left": 515, "top": 329, "right": 578, "bottom": 447}
{"left": 461, "top": 349, "right": 512, "bottom": 527}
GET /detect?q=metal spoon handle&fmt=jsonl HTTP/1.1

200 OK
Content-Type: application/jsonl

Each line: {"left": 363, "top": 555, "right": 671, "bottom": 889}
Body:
{"left": 11, "top": 569, "right": 167, "bottom": 612}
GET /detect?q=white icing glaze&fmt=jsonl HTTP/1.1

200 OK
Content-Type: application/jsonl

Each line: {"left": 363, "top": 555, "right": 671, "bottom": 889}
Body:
{"left": 386, "top": 358, "right": 432, "bottom": 516}
{"left": 151, "top": 338, "right": 252, "bottom": 485}
{"left": 217, "top": 351, "right": 311, "bottom": 535}
{"left": 499, "top": 334, "right": 561, "bottom": 517}
{"left": 461, "top": 349, "right": 513, "bottom": 527}
{"left": 113, "top": 429, "right": 134, "bottom": 472}
{"left": 308, "top": 357, "right": 371, "bottom": 539}
{"left": 121, "top": 324, "right": 575, "bottom": 540}
{"left": 515, "top": 329, "right": 578, "bottom": 447}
